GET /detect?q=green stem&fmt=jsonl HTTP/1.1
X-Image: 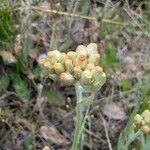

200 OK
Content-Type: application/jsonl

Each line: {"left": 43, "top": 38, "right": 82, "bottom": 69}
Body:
{"left": 71, "top": 82, "right": 83, "bottom": 150}
{"left": 125, "top": 130, "right": 142, "bottom": 149}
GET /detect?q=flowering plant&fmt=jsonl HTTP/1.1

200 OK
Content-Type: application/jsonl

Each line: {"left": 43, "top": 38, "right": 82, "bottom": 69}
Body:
{"left": 134, "top": 109, "right": 150, "bottom": 134}
{"left": 39, "top": 43, "right": 106, "bottom": 149}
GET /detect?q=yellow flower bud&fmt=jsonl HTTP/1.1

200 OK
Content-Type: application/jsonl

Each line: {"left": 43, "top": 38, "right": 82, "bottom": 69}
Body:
{"left": 43, "top": 61, "right": 51, "bottom": 68}
{"left": 80, "top": 70, "right": 93, "bottom": 86}
{"left": 75, "top": 56, "right": 87, "bottom": 69}
{"left": 91, "top": 72, "right": 106, "bottom": 91}
{"left": 76, "top": 45, "right": 87, "bottom": 56}
{"left": 86, "top": 43, "right": 98, "bottom": 56}
{"left": 53, "top": 63, "right": 65, "bottom": 74}
{"left": 67, "top": 51, "right": 77, "bottom": 62}
{"left": 76, "top": 45, "right": 87, "bottom": 67}
{"left": 43, "top": 61, "right": 54, "bottom": 74}
{"left": 60, "top": 72, "right": 74, "bottom": 85}
{"left": 39, "top": 58, "right": 46, "bottom": 66}
{"left": 141, "top": 120, "right": 145, "bottom": 125}
{"left": 141, "top": 125, "right": 150, "bottom": 134}
{"left": 39, "top": 56, "right": 54, "bottom": 75}
{"left": 42, "top": 146, "right": 50, "bottom": 150}
{"left": 60, "top": 52, "right": 67, "bottom": 63}
{"left": 88, "top": 53, "right": 100, "bottom": 65}
{"left": 65, "top": 59, "right": 74, "bottom": 72}
{"left": 86, "top": 63, "right": 95, "bottom": 70}
{"left": 78, "top": 55, "right": 87, "bottom": 62}
{"left": 47, "top": 50, "right": 60, "bottom": 64}
{"left": 142, "top": 109, "right": 150, "bottom": 124}
{"left": 91, "top": 66, "right": 104, "bottom": 79}
{"left": 47, "top": 50, "right": 60, "bottom": 57}
{"left": 80, "top": 67, "right": 106, "bottom": 91}
{"left": 73, "top": 66, "right": 82, "bottom": 79}
{"left": 95, "top": 66, "right": 103, "bottom": 73}
{"left": 134, "top": 114, "right": 142, "bottom": 125}
{"left": 48, "top": 74, "right": 58, "bottom": 81}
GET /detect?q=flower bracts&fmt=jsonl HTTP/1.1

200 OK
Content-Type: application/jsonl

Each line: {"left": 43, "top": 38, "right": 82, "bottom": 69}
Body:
{"left": 134, "top": 109, "right": 150, "bottom": 134}
{"left": 39, "top": 43, "right": 106, "bottom": 91}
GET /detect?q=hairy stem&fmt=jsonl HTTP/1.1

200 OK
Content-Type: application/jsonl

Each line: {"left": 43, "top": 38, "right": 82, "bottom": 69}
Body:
{"left": 71, "top": 82, "right": 83, "bottom": 150}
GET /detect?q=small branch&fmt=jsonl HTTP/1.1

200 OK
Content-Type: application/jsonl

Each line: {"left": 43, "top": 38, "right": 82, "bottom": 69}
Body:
{"left": 100, "top": 112, "right": 113, "bottom": 150}
{"left": 18, "top": 6, "right": 148, "bottom": 27}
{"left": 33, "top": 84, "right": 44, "bottom": 118}
{"left": 21, "top": 6, "right": 96, "bottom": 21}
{"left": 0, "top": 91, "right": 24, "bottom": 102}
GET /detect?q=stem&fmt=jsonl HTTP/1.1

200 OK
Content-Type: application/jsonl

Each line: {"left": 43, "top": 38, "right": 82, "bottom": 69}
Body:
{"left": 71, "top": 82, "right": 83, "bottom": 150}
{"left": 125, "top": 130, "right": 142, "bottom": 149}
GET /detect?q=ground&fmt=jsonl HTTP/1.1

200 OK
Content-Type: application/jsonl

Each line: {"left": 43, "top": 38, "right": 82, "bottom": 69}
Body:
{"left": 0, "top": 0, "right": 150, "bottom": 150}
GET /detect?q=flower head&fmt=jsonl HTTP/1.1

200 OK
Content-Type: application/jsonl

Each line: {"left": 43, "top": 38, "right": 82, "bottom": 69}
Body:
{"left": 134, "top": 109, "right": 150, "bottom": 134}
{"left": 38, "top": 43, "right": 106, "bottom": 91}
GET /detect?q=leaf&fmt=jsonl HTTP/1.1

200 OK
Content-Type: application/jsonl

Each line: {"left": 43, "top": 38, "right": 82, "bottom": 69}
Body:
{"left": 58, "top": 40, "right": 73, "bottom": 51}
{"left": 0, "top": 4, "right": 18, "bottom": 47}
{"left": 103, "top": 0, "right": 111, "bottom": 18}
{"left": 102, "top": 101, "right": 127, "bottom": 120}
{"left": 33, "top": 66, "right": 41, "bottom": 79}
{"left": 14, "top": 79, "right": 28, "bottom": 100}
{"left": 22, "top": 37, "right": 33, "bottom": 56}
{"left": 120, "top": 78, "right": 132, "bottom": 91}
{"left": 0, "top": 74, "right": 9, "bottom": 92}
{"left": 10, "top": 73, "right": 28, "bottom": 100}
{"left": 23, "top": 135, "right": 33, "bottom": 150}
{"left": 100, "top": 43, "right": 120, "bottom": 76}
{"left": 40, "top": 126, "right": 69, "bottom": 145}
{"left": 140, "top": 81, "right": 150, "bottom": 110}
{"left": 0, "top": 51, "right": 17, "bottom": 63}
{"left": 43, "top": 87, "right": 65, "bottom": 106}
{"left": 143, "top": 136, "right": 150, "bottom": 150}
{"left": 100, "top": 43, "right": 118, "bottom": 65}
{"left": 15, "top": 57, "right": 26, "bottom": 73}
{"left": 117, "top": 98, "right": 140, "bottom": 150}
{"left": 77, "top": 95, "right": 94, "bottom": 107}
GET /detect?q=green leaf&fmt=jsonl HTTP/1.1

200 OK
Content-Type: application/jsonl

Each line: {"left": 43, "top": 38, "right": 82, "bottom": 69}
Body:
{"left": 23, "top": 135, "right": 33, "bottom": 150}
{"left": 117, "top": 89, "right": 140, "bottom": 150}
{"left": 14, "top": 79, "right": 28, "bottom": 100}
{"left": 77, "top": 95, "right": 94, "bottom": 107}
{"left": 0, "top": 3, "right": 18, "bottom": 47}
{"left": 101, "top": 43, "right": 118, "bottom": 64}
{"left": 142, "top": 136, "right": 150, "bottom": 150}
{"left": 10, "top": 73, "right": 28, "bottom": 100}
{"left": 140, "top": 81, "right": 150, "bottom": 110}
{"left": 15, "top": 57, "right": 26, "bottom": 73}
{"left": 22, "top": 36, "right": 33, "bottom": 60}
{"left": 120, "top": 78, "right": 132, "bottom": 91}
{"left": 43, "top": 87, "right": 65, "bottom": 106}
{"left": 58, "top": 40, "right": 73, "bottom": 51}
{"left": 33, "top": 66, "right": 41, "bottom": 79}
{"left": 102, "top": 0, "right": 111, "bottom": 18}
{"left": 0, "top": 74, "right": 9, "bottom": 92}
{"left": 100, "top": 43, "right": 119, "bottom": 76}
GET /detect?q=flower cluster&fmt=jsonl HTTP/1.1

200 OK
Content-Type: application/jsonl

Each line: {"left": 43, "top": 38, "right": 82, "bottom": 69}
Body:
{"left": 134, "top": 109, "right": 150, "bottom": 134}
{"left": 38, "top": 43, "right": 106, "bottom": 91}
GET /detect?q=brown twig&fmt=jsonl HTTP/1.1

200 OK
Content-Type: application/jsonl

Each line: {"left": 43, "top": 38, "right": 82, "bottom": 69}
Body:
{"left": 18, "top": 6, "right": 149, "bottom": 28}
{"left": 99, "top": 112, "right": 113, "bottom": 150}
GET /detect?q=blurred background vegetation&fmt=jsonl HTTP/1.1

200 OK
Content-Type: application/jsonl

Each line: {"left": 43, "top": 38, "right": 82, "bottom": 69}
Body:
{"left": 0, "top": 0, "right": 150, "bottom": 150}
